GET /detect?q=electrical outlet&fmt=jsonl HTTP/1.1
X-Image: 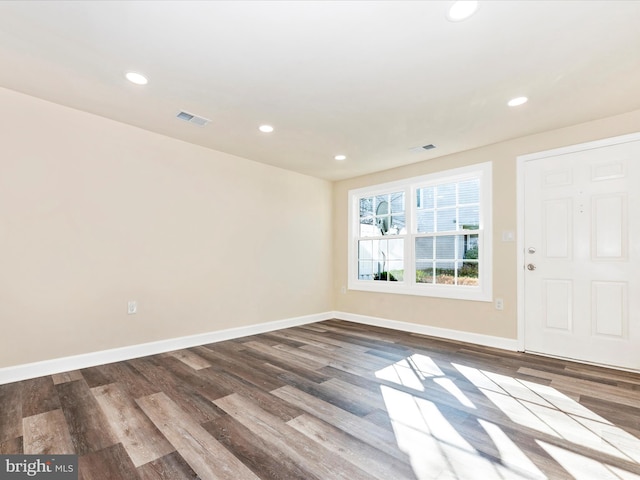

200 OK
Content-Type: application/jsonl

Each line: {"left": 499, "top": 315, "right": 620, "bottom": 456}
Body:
{"left": 495, "top": 298, "right": 504, "bottom": 311}
{"left": 127, "top": 301, "right": 137, "bottom": 315}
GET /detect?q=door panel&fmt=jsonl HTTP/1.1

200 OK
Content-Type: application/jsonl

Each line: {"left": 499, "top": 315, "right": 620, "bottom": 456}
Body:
{"left": 523, "top": 139, "right": 640, "bottom": 370}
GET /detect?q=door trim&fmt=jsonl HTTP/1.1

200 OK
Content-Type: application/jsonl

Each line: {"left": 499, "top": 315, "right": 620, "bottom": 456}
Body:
{"left": 516, "top": 132, "right": 640, "bottom": 354}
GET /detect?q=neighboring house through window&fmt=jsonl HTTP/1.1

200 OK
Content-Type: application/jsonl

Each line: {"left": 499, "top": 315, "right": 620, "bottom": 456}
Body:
{"left": 348, "top": 162, "right": 492, "bottom": 301}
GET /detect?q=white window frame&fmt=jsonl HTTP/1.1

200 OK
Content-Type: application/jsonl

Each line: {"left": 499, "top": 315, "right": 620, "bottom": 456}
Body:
{"left": 348, "top": 162, "right": 492, "bottom": 302}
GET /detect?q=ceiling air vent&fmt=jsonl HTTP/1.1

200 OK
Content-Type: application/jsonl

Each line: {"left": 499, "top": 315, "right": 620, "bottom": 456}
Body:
{"left": 176, "top": 110, "right": 210, "bottom": 127}
{"left": 409, "top": 144, "right": 436, "bottom": 153}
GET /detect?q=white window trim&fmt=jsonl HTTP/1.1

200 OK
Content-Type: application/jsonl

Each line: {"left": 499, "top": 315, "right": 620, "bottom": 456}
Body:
{"left": 348, "top": 161, "right": 492, "bottom": 302}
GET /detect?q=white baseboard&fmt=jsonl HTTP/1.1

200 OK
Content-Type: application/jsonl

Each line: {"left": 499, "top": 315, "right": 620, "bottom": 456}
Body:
{"left": 0, "top": 312, "right": 332, "bottom": 385}
{"left": 0, "top": 310, "right": 519, "bottom": 385}
{"left": 332, "top": 311, "right": 519, "bottom": 352}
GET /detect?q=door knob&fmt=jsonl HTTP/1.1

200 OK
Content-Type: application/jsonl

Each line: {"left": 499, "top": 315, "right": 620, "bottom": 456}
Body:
{"left": 527, "top": 263, "right": 536, "bottom": 271}
{"left": 528, "top": 247, "right": 536, "bottom": 254}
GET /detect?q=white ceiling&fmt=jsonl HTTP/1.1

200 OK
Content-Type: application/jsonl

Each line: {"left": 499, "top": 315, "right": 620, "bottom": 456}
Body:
{"left": 1, "top": 1, "right": 639, "bottom": 181}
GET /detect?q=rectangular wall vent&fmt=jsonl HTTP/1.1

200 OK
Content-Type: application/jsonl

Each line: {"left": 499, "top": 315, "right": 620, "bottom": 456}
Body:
{"left": 176, "top": 110, "right": 210, "bottom": 127}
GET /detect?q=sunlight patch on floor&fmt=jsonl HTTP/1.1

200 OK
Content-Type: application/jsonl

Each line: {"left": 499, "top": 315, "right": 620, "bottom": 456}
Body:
{"left": 454, "top": 363, "right": 640, "bottom": 464}
{"left": 376, "top": 356, "right": 640, "bottom": 479}
{"left": 375, "top": 354, "right": 445, "bottom": 391}
{"left": 380, "top": 385, "right": 539, "bottom": 480}
{"left": 434, "top": 377, "right": 475, "bottom": 409}
{"left": 478, "top": 419, "right": 546, "bottom": 479}
{"left": 537, "top": 441, "right": 640, "bottom": 480}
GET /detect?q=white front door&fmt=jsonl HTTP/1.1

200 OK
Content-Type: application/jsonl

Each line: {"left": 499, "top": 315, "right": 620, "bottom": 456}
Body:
{"left": 521, "top": 135, "right": 640, "bottom": 371}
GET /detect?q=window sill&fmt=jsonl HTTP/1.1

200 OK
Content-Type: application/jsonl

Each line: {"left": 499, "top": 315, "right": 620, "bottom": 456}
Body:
{"left": 347, "top": 280, "right": 492, "bottom": 302}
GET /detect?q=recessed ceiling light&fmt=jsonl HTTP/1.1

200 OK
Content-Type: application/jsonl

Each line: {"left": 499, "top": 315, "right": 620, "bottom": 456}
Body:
{"left": 259, "top": 125, "right": 274, "bottom": 133}
{"left": 125, "top": 72, "right": 148, "bottom": 85}
{"left": 334, "top": 154, "right": 347, "bottom": 161}
{"left": 508, "top": 96, "right": 528, "bottom": 107}
{"left": 446, "top": 1, "right": 479, "bottom": 22}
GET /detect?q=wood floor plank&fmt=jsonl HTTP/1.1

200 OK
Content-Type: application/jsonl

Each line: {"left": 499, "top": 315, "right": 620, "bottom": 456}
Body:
{"left": 319, "top": 377, "right": 388, "bottom": 412}
{"left": 203, "top": 414, "right": 321, "bottom": 480}
{"left": 287, "top": 413, "right": 417, "bottom": 480}
{"left": 52, "top": 370, "right": 84, "bottom": 384}
{"left": 92, "top": 383, "right": 175, "bottom": 467}
{"left": 166, "top": 349, "right": 211, "bottom": 370}
{"left": 242, "top": 348, "right": 332, "bottom": 384}
{"left": 151, "top": 354, "right": 232, "bottom": 403}
{"left": 271, "top": 384, "right": 412, "bottom": 462}
{"left": 265, "top": 329, "right": 341, "bottom": 352}
{"left": 56, "top": 379, "right": 118, "bottom": 456}
{"left": 97, "top": 362, "right": 161, "bottom": 399}
{"left": 137, "top": 392, "right": 260, "bottom": 480}
{"left": 0, "top": 436, "right": 23, "bottom": 454}
{"left": 78, "top": 443, "right": 141, "bottom": 480}
{"left": 201, "top": 369, "right": 303, "bottom": 421}
{"left": 21, "top": 376, "right": 60, "bottom": 417}
{"left": 518, "top": 367, "right": 640, "bottom": 409}
{"left": 288, "top": 326, "right": 371, "bottom": 350}
{"left": 23, "top": 409, "right": 74, "bottom": 454}
{"left": 130, "top": 357, "right": 225, "bottom": 424}
{"left": 243, "top": 340, "right": 329, "bottom": 371}
{"left": 137, "top": 451, "right": 198, "bottom": 480}
{"left": 0, "top": 381, "right": 22, "bottom": 443}
{"left": 213, "top": 393, "right": 374, "bottom": 480}
{"left": 190, "top": 345, "right": 287, "bottom": 392}
{"left": 81, "top": 365, "right": 116, "bottom": 389}
{"left": 270, "top": 366, "right": 375, "bottom": 417}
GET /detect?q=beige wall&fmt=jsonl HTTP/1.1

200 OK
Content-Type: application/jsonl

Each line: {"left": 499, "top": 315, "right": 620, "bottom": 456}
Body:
{"left": 0, "top": 87, "right": 333, "bottom": 368}
{"left": 3, "top": 85, "right": 640, "bottom": 370}
{"left": 333, "top": 109, "right": 640, "bottom": 339}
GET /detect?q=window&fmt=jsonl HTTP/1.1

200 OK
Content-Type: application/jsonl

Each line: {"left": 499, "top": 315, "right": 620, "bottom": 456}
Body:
{"left": 348, "top": 162, "right": 492, "bottom": 301}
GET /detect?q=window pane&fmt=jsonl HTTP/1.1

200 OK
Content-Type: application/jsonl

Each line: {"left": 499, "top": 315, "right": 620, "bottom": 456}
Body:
{"left": 435, "top": 236, "right": 455, "bottom": 260}
{"left": 416, "top": 261, "right": 434, "bottom": 284}
{"left": 436, "top": 183, "right": 456, "bottom": 207}
{"left": 434, "top": 262, "right": 456, "bottom": 285}
{"left": 360, "top": 197, "right": 373, "bottom": 217}
{"left": 415, "top": 237, "right": 434, "bottom": 260}
{"left": 359, "top": 197, "right": 375, "bottom": 236}
{"left": 360, "top": 222, "right": 377, "bottom": 236}
{"left": 390, "top": 214, "right": 405, "bottom": 235}
{"left": 417, "top": 187, "right": 435, "bottom": 210}
{"left": 436, "top": 207, "right": 456, "bottom": 232}
{"left": 388, "top": 260, "right": 404, "bottom": 281}
{"left": 358, "top": 261, "right": 373, "bottom": 280}
{"left": 373, "top": 239, "right": 385, "bottom": 261}
{"left": 462, "top": 234, "right": 479, "bottom": 260}
{"left": 388, "top": 239, "right": 404, "bottom": 260}
{"left": 390, "top": 193, "right": 405, "bottom": 213}
{"left": 459, "top": 179, "right": 479, "bottom": 204}
{"left": 459, "top": 206, "right": 479, "bottom": 230}
{"left": 457, "top": 261, "right": 479, "bottom": 286}
{"left": 417, "top": 210, "right": 434, "bottom": 233}
{"left": 374, "top": 271, "right": 399, "bottom": 281}
{"left": 358, "top": 240, "right": 373, "bottom": 260}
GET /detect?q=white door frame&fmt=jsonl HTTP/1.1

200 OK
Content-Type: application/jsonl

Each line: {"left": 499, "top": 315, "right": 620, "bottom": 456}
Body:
{"left": 516, "top": 132, "right": 640, "bottom": 353}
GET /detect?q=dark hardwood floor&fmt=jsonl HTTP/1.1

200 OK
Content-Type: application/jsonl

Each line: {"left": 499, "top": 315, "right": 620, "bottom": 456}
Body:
{"left": 2, "top": 319, "right": 640, "bottom": 479}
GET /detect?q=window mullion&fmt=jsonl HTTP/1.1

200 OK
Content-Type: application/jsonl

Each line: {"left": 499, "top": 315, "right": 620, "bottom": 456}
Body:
{"left": 406, "top": 184, "right": 415, "bottom": 287}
